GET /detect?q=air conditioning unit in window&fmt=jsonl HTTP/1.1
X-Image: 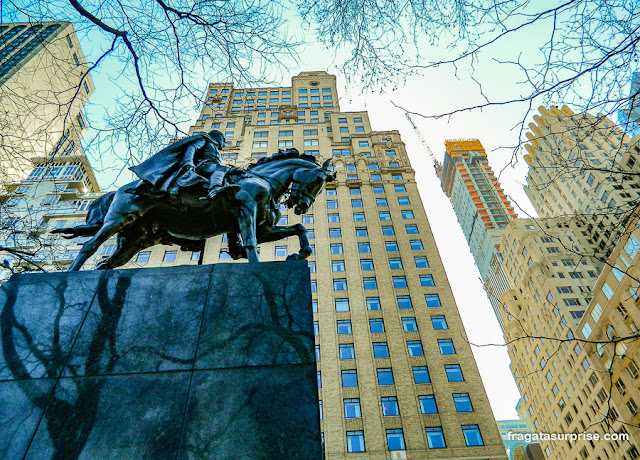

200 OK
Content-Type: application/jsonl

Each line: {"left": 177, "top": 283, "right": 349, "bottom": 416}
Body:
{"left": 390, "top": 452, "right": 407, "bottom": 460}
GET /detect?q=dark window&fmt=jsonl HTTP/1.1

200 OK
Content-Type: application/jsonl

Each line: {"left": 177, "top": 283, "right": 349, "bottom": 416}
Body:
{"left": 385, "top": 241, "right": 399, "bottom": 251}
{"left": 373, "top": 342, "right": 390, "bottom": 358}
{"left": 332, "top": 260, "right": 345, "bottom": 272}
{"left": 340, "top": 344, "right": 355, "bottom": 360}
{"left": 331, "top": 243, "right": 343, "bottom": 254}
{"left": 420, "top": 275, "right": 435, "bottom": 286}
{"left": 377, "top": 368, "right": 394, "bottom": 385}
{"left": 389, "top": 258, "right": 403, "bottom": 269}
{"left": 462, "top": 425, "right": 484, "bottom": 446}
{"left": 415, "top": 256, "right": 429, "bottom": 267}
{"left": 361, "top": 259, "right": 374, "bottom": 270}
{"left": 381, "top": 396, "right": 399, "bottom": 416}
{"left": 363, "top": 277, "right": 377, "bottom": 289}
{"left": 136, "top": 251, "right": 151, "bottom": 263}
{"left": 425, "top": 427, "right": 446, "bottom": 449}
{"left": 405, "top": 224, "right": 419, "bottom": 234}
{"left": 333, "top": 278, "right": 347, "bottom": 291}
{"left": 412, "top": 366, "right": 430, "bottom": 384}
{"left": 453, "top": 393, "right": 473, "bottom": 412}
{"left": 425, "top": 294, "right": 441, "bottom": 307}
{"left": 386, "top": 429, "right": 405, "bottom": 451}
{"left": 445, "top": 364, "right": 464, "bottom": 382}
{"left": 410, "top": 240, "right": 424, "bottom": 250}
{"left": 337, "top": 320, "right": 352, "bottom": 334}
{"left": 346, "top": 430, "right": 365, "bottom": 452}
{"left": 419, "top": 395, "right": 438, "bottom": 414}
{"left": 366, "top": 297, "right": 381, "bottom": 311}
{"left": 344, "top": 399, "right": 361, "bottom": 418}
{"left": 407, "top": 340, "right": 424, "bottom": 356}
{"left": 393, "top": 276, "right": 407, "bottom": 288}
{"left": 438, "top": 339, "right": 456, "bottom": 354}
{"left": 163, "top": 250, "right": 177, "bottom": 262}
{"left": 402, "top": 317, "right": 418, "bottom": 331}
{"left": 397, "top": 296, "right": 413, "bottom": 309}
{"left": 335, "top": 299, "right": 350, "bottom": 312}
{"left": 342, "top": 370, "right": 358, "bottom": 387}
{"left": 431, "top": 315, "right": 448, "bottom": 330}
{"left": 369, "top": 318, "right": 385, "bottom": 333}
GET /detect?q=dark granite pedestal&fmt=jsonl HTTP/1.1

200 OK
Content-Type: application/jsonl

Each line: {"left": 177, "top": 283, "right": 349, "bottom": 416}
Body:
{"left": 0, "top": 261, "right": 320, "bottom": 459}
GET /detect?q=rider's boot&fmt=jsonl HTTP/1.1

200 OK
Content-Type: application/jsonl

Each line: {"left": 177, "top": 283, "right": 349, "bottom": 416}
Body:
{"left": 200, "top": 184, "right": 241, "bottom": 200}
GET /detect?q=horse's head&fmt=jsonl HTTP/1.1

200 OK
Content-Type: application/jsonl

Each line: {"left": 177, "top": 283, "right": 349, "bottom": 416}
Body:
{"left": 286, "top": 158, "right": 336, "bottom": 214}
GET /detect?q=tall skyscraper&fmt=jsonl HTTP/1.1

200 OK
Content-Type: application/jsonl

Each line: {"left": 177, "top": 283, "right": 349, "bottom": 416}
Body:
{"left": 2, "top": 71, "right": 507, "bottom": 458}
{"left": 618, "top": 72, "right": 640, "bottom": 136}
{"left": 523, "top": 105, "right": 635, "bottom": 258}
{"left": 576, "top": 214, "right": 640, "bottom": 457}
{"left": 0, "top": 149, "right": 102, "bottom": 276}
{"left": 444, "top": 105, "right": 640, "bottom": 458}
{"left": 145, "top": 71, "right": 508, "bottom": 459}
{"left": 0, "top": 21, "right": 93, "bottom": 182}
{"left": 439, "top": 139, "right": 517, "bottom": 329}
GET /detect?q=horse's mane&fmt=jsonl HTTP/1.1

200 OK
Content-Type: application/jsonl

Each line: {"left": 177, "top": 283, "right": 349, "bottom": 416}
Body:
{"left": 247, "top": 148, "right": 319, "bottom": 169}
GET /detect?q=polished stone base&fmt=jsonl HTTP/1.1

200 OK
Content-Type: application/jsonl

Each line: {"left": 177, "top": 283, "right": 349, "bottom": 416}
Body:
{"left": 0, "top": 261, "right": 320, "bottom": 459}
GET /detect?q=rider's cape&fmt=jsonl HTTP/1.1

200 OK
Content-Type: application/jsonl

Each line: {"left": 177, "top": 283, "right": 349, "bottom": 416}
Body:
{"left": 129, "top": 132, "right": 216, "bottom": 193}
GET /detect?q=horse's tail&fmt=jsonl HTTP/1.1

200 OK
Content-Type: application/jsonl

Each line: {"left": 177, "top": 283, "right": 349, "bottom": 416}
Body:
{"left": 51, "top": 191, "right": 116, "bottom": 238}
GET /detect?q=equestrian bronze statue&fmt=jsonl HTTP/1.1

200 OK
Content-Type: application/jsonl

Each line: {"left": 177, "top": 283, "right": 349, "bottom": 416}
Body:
{"left": 53, "top": 131, "right": 336, "bottom": 270}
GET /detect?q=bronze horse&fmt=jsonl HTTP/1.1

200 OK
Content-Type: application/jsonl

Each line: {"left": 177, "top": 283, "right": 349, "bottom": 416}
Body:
{"left": 54, "top": 150, "right": 335, "bottom": 270}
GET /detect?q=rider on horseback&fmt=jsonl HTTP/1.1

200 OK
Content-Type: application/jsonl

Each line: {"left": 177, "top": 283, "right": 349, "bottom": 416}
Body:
{"left": 129, "top": 129, "right": 240, "bottom": 200}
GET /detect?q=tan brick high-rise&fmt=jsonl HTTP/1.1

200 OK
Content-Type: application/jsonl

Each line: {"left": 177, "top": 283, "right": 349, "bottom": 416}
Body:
{"left": 2, "top": 71, "right": 506, "bottom": 458}
{"left": 0, "top": 22, "right": 94, "bottom": 182}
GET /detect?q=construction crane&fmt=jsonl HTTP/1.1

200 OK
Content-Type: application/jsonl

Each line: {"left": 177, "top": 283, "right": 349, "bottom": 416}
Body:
{"left": 404, "top": 112, "right": 442, "bottom": 175}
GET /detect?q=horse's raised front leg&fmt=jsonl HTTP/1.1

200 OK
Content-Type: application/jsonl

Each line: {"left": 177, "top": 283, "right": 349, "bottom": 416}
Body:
{"left": 69, "top": 192, "right": 144, "bottom": 271}
{"left": 69, "top": 217, "right": 126, "bottom": 271}
{"left": 237, "top": 201, "right": 259, "bottom": 263}
{"left": 257, "top": 223, "right": 312, "bottom": 260}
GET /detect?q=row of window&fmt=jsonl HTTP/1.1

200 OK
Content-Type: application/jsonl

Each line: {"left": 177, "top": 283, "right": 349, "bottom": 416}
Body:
{"left": 344, "top": 424, "right": 483, "bottom": 452}
{"left": 317, "top": 315, "right": 446, "bottom": 339}
{"left": 210, "top": 114, "right": 329, "bottom": 123}
{"left": 335, "top": 392, "right": 473, "bottom": 420}
{"left": 282, "top": 222, "right": 417, "bottom": 237}
{"left": 321, "top": 337, "right": 454, "bottom": 358}
{"left": 328, "top": 184, "right": 407, "bottom": 194}
{"left": 321, "top": 210, "right": 409, "bottom": 223}
{"left": 136, "top": 250, "right": 200, "bottom": 263}
{"left": 272, "top": 239, "right": 425, "bottom": 259}
{"left": 318, "top": 364, "right": 464, "bottom": 390}
{"left": 322, "top": 336, "right": 452, "bottom": 359}
{"left": 330, "top": 274, "right": 434, "bottom": 290}
{"left": 223, "top": 102, "right": 334, "bottom": 111}
{"left": 253, "top": 129, "right": 321, "bottom": 137}
{"left": 325, "top": 198, "right": 412, "bottom": 210}
{"left": 329, "top": 256, "right": 429, "bottom": 271}
{"left": 329, "top": 293, "right": 442, "bottom": 312}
